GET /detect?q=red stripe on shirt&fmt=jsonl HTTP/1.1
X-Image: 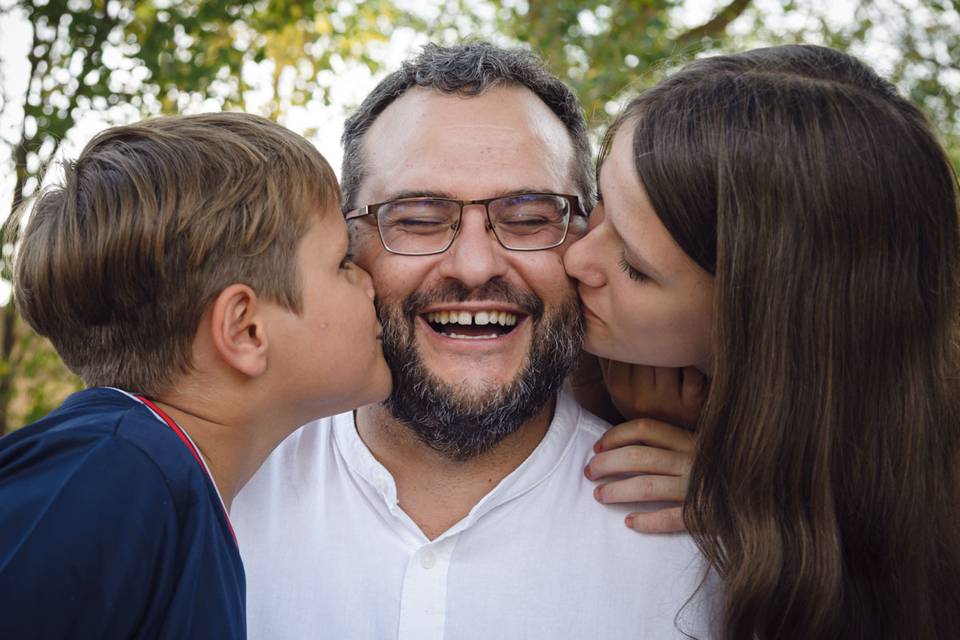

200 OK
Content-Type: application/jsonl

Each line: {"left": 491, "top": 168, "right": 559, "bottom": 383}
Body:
{"left": 136, "top": 395, "right": 238, "bottom": 546}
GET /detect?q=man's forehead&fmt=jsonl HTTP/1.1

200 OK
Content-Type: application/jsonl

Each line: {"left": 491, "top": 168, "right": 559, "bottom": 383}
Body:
{"left": 358, "top": 85, "right": 574, "bottom": 201}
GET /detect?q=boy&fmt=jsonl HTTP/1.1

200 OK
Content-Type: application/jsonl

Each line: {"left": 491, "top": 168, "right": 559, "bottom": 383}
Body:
{"left": 0, "top": 112, "right": 391, "bottom": 637}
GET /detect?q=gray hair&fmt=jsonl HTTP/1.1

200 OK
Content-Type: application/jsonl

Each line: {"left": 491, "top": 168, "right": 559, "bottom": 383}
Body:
{"left": 340, "top": 41, "right": 595, "bottom": 211}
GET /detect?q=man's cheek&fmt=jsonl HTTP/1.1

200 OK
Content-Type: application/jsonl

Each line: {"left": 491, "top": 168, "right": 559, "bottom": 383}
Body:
{"left": 349, "top": 226, "right": 384, "bottom": 270}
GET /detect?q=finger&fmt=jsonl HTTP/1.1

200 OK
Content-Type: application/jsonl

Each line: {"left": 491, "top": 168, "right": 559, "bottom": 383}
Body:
{"left": 601, "top": 359, "right": 652, "bottom": 391}
{"left": 680, "top": 366, "right": 706, "bottom": 409}
{"left": 587, "top": 445, "right": 690, "bottom": 479}
{"left": 608, "top": 364, "right": 657, "bottom": 419}
{"left": 595, "top": 418, "right": 695, "bottom": 454}
{"left": 653, "top": 367, "right": 682, "bottom": 396}
{"left": 571, "top": 352, "right": 605, "bottom": 389}
{"left": 594, "top": 473, "right": 688, "bottom": 504}
{"left": 626, "top": 507, "right": 686, "bottom": 534}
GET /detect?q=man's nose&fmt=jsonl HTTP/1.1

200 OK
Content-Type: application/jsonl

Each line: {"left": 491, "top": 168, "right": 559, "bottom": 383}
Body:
{"left": 435, "top": 205, "right": 509, "bottom": 288}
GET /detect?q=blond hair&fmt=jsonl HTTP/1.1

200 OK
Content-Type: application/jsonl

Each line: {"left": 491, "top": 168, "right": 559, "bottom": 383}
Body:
{"left": 13, "top": 112, "right": 339, "bottom": 395}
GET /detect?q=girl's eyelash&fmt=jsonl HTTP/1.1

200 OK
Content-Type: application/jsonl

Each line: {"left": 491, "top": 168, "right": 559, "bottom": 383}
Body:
{"left": 619, "top": 255, "right": 648, "bottom": 282}
{"left": 339, "top": 253, "right": 354, "bottom": 269}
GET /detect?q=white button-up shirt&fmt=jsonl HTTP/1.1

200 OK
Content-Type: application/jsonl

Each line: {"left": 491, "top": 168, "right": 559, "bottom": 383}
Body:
{"left": 231, "top": 391, "right": 720, "bottom": 639}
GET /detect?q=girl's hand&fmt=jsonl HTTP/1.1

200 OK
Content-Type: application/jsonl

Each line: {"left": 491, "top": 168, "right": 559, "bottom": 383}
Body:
{"left": 598, "top": 361, "right": 705, "bottom": 429}
{"left": 585, "top": 362, "right": 706, "bottom": 533}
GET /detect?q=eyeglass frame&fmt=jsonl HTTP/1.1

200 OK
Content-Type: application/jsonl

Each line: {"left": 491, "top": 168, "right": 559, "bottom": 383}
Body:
{"left": 342, "top": 192, "right": 588, "bottom": 256}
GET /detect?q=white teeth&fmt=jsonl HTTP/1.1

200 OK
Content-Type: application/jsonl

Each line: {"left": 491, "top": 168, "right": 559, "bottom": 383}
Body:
{"left": 424, "top": 310, "right": 519, "bottom": 326}
{"left": 447, "top": 333, "right": 500, "bottom": 340}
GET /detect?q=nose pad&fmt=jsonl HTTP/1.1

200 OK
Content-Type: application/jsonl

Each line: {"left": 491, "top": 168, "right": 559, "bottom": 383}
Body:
{"left": 439, "top": 208, "right": 508, "bottom": 287}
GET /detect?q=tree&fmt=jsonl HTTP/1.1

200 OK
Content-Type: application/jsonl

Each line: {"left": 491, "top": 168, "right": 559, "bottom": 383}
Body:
{"left": 492, "top": 0, "right": 753, "bottom": 123}
{"left": 0, "top": 0, "right": 420, "bottom": 433}
{"left": 487, "top": 0, "right": 960, "bottom": 161}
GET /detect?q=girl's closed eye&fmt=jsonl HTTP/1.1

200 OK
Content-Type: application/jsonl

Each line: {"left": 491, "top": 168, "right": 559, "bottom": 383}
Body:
{"left": 339, "top": 253, "right": 354, "bottom": 269}
{"left": 619, "top": 254, "right": 648, "bottom": 282}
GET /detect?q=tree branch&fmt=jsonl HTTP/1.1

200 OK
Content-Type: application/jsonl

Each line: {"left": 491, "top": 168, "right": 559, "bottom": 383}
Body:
{"left": 677, "top": 0, "right": 753, "bottom": 44}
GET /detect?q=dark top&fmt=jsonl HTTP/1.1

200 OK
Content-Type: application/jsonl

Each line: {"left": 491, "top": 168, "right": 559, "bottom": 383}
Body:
{"left": 0, "top": 387, "right": 245, "bottom": 639}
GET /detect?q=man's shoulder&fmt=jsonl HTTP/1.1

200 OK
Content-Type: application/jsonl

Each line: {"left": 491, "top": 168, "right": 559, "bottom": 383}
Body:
{"left": 551, "top": 389, "right": 610, "bottom": 458}
{"left": 564, "top": 391, "right": 612, "bottom": 437}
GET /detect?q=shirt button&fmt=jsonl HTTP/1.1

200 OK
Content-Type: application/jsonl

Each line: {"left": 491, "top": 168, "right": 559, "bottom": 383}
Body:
{"left": 420, "top": 550, "right": 436, "bottom": 569}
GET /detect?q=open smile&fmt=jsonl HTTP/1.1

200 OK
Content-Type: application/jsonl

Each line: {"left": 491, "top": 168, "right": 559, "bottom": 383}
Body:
{"left": 420, "top": 307, "right": 527, "bottom": 341}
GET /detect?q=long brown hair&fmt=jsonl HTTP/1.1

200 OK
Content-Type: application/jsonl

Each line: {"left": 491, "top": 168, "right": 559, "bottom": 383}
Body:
{"left": 606, "top": 45, "right": 960, "bottom": 639}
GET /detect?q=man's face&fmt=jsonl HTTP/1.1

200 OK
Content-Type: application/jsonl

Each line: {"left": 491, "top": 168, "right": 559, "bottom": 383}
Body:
{"left": 351, "top": 85, "right": 585, "bottom": 459}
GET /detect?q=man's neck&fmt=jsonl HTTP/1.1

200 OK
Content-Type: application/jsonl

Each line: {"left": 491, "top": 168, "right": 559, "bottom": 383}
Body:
{"left": 355, "top": 398, "right": 556, "bottom": 540}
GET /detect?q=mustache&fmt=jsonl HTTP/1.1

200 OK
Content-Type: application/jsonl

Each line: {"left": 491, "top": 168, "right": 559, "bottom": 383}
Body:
{"left": 379, "top": 278, "right": 545, "bottom": 322}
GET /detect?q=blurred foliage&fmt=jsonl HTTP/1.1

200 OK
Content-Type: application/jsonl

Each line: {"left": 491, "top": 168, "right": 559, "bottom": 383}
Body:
{"left": 490, "top": 0, "right": 754, "bottom": 124}
{"left": 482, "top": 0, "right": 960, "bottom": 154}
{"left": 0, "top": 0, "right": 423, "bottom": 433}
{"left": 4, "top": 305, "right": 80, "bottom": 426}
{"left": 2, "top": 0, "right": 959, "bottom": 431}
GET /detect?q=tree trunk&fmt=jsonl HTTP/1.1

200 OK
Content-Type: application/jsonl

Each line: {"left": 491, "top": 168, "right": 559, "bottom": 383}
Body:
{"left": 0, "top": 302, "right": 17, "bottom": 435}
{"left": 0, "top": 137, "right": 29, "bottom": 435}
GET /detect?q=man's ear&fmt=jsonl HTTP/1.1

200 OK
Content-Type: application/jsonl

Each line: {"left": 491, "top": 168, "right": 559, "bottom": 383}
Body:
{"left": 209, "top": 284, "right": 269, "bottom": 378}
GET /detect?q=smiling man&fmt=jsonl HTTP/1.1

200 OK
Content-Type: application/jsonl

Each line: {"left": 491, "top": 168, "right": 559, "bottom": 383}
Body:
{"left": 231, "top": 43, "right": 718, "bottom": 639}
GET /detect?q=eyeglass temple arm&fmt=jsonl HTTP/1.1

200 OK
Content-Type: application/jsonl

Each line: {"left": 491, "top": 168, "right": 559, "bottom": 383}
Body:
{"left": 343, "top": 206, "right": 372, "bottom": 221}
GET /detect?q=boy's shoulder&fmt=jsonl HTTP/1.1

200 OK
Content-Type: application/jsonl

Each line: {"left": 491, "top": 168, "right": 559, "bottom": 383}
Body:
{"left": 1, "top": 387, "right": 204, "bottom": 499}
{"left": 0, "top": 387, "right": 244, "bottom": 639}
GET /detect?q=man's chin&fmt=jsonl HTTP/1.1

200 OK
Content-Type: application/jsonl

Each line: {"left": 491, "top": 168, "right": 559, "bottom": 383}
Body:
{"left": 413, "top": 354, "right": 531, "bottom": 397}
{"left": 412, "top": 371, "right": 525, "bottom": 414}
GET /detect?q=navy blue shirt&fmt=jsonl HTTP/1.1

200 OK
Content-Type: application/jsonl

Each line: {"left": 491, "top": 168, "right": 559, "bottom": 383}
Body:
{"left": 0, "top": 388, "right": 245, "bottom": 639}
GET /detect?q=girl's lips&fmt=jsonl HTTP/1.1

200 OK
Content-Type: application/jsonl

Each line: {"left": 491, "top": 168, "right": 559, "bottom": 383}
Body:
{"left": 579, "top": 299, "right": 599, "bottom": 320}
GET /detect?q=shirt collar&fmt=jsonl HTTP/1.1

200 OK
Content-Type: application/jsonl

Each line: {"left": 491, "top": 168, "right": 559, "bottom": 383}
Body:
{"left": 332, "top": 390, "right": 583, "bottom": 541}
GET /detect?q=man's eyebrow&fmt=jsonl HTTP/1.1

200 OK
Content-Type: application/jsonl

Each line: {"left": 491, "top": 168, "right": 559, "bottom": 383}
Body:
{"left": 490, "top": 186, "right": 562, "bottom": 197}
{"left": 381, "top": 187, "right": 564, "bottom": 201}
{"left": 382, "top": 189, "right": 454, "bottom": 200}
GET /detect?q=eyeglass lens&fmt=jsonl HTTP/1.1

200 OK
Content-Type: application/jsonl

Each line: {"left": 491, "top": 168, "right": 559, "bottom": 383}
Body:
{"left": 377, "top": 194, "right": 570, "bottom": 254}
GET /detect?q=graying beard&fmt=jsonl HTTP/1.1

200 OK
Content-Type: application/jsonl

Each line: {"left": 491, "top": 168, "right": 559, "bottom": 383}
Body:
{"left": 379, "top": 287, "right": 583, "bottom": 461}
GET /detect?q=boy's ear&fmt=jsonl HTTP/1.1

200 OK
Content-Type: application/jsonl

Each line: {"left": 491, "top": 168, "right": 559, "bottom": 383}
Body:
{"left": 209, "top": 284, "right": 269, "bottom": 378}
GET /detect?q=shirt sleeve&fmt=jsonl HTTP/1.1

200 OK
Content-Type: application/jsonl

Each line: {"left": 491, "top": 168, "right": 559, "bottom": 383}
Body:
{"left": 0, "top": 435, "right": 180, "bottom": 638}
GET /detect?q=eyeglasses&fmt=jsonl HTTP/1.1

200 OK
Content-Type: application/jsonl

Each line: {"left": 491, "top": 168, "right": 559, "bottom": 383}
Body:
{"left": 343, "top": 192, "right": 587, "bottom": 256}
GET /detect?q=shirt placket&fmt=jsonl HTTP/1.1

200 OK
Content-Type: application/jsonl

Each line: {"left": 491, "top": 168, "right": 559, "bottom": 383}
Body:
{"left": 397, "top": 534, "right": 459, "bottom": 640}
